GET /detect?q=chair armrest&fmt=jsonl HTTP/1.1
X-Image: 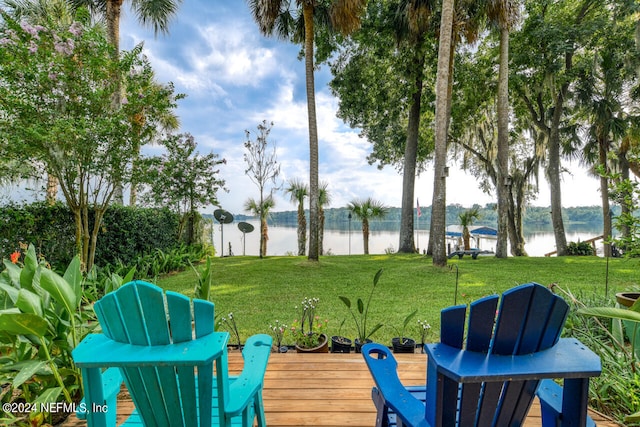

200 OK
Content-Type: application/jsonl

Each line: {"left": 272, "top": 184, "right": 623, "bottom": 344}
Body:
{"left": 76, "top": 367, "right": 122, "bottom": 421}
{"left": 72, "top": 332, "right": 229, "bottom": 368}
{"left": 226, "top": 334, "right": 273, "bottom": 416}
{"left": 425, "top": 338, "right": 601, "bottom": 383}
{"left": 362, "top": 343, "right": 431, "bottom": 427}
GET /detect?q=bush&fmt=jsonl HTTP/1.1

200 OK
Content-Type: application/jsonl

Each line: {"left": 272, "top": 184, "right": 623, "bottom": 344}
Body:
{"left": 566, "top": 240, "right": 595, "bottom": 256}
{"left": 0, "top": 203, "right": 190, "bottom": 271}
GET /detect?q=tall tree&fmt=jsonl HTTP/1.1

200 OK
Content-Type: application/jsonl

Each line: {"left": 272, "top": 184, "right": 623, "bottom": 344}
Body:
{"left": 285, "top": 178, "right": 308, "bottom": 256}
{"left": 486, "top": 0, "right": 519, "bottom": 258}
{"left": 347, "top": 197, "right": 389, "bottom": 255}
{"left": 430, "top": 0, "right": 455, "bottom": 266}
{"left": 248, "top": 0, "right": 367, "bottom": 261}
{"left": 511, "top": 0, "right": 605, "bottom": 256}
{"left": 137, "top": 133, "right": 226, "bottom": 245}
{"left": 69, "top": 0, "right": 183, "bottom": 203}
{"left": 1, "top": 0, "right": 76, "bottom": 204}
{"left": 244, "top": 120, "right": 281, "bottom": 259}
{"left": 330, "top": 0, "right": 437, "bottom": 254}
{"left": 0, "top": 14, "right": 177, "bottom": 270}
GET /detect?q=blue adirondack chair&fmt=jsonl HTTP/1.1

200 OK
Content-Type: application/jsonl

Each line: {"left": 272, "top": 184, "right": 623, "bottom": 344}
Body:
{"left": 362, "top": 282, "right": 602, "bottom": 427}
{"left": 72, "top": 280, "right": 272, "bottom": 427}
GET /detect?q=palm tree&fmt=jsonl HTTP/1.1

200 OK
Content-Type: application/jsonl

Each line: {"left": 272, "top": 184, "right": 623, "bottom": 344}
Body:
{"left": 244, "top": 195, "right": 275, "bottom": 258}
{"left": 348, "top": 198, "right": 389, "bottom": 255}
{"left": 285, "top": 178, "right": 308, "bottom": 256}
{"left": 394, "top": 0, "right": 435, "bottom": 254}
{"left": 318, "top": 181, "right": 331, "bottom": 255}
{"left": 486, "top": 0, "right": 519, "bottom": 258}
{"left": 247, "top": 0, "right": 367, "bottom": 262}
{"left": 458, "top": 207, "right": 480, "bottom": 250}
{"left": 430, "top": 0, "right": 455, "bottom": 266}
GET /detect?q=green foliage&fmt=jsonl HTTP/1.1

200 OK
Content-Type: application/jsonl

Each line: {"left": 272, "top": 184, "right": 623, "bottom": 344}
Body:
{"left": 566, "top": 241, "right": 596, "bottom": 256}
{"left": 0, "top": 203, "right": 186, "bottom": 272}
{"left": 0, "top": 245, "right": 95, "bottom": 425}
{"left": 0, "top": 202, "right": 76, "bottom": 268}
{"left": 0, "top": 13, "right": 182, "bottom": 270}
{"left": 558, "top": 285, "right": 640, "bottom": 425}
{"left": 138, "top": 133, "right": 226, "bottom": 245}
{"left": 338, "top": 268, "right": 384, "bottom": 342}
{"left": 192, "top": 256, "right": 213, "bottom": 301}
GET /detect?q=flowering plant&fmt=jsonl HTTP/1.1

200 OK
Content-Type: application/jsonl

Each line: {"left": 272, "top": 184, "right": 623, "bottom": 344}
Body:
{"left": 291, "top": 297, "right": 328, "bottom": 348}
{"left": 417, "top": 319, "right": 432, "bottom": 353}
{"left": 268, "top": 320, "right": 288, "bottom": 350}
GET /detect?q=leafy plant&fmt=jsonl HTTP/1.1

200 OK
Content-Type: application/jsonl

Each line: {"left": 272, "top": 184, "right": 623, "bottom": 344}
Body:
{"left": 0, "top": 244, "right": 96, "bottom": 424}
{"left": 339, "top": 268, "right": 384, "bottom": 343}
{"left": 391, "top": 309, "right": 418, "bottom": 344}
{"left": 191, "top": 255, "right": 213, "bottom": 300}
{"left": 558, "top": 285, "right": 640, "bottom": 424}
{"left": 566, "top": 241, "right": 596, "bottom": 256}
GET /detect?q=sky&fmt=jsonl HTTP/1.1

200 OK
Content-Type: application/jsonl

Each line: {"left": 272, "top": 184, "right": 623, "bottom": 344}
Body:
{"left": 115, "top": 0, "right": 604, "bottom": 217}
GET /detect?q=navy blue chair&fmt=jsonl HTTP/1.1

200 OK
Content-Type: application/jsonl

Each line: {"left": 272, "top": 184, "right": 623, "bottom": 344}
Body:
{"left": 362, "top": 283, "right": 601, "bottom": 427}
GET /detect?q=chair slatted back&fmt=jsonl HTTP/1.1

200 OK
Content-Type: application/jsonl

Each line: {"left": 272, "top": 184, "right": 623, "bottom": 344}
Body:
{"left": 437, "top": 283, "right": 568, "bottom": 427}
{"left": 94, "top": 281, "right": 216, "bottom": 427}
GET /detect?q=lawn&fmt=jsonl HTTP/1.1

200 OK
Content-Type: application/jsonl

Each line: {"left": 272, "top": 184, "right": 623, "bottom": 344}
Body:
{"left": 156, "top": 254, "right": 640, "bottom": 346}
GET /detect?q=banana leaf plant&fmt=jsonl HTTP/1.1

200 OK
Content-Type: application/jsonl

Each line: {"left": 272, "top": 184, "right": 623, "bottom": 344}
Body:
{"left": 0, "top": 244, "right": 96, "bottom": 424}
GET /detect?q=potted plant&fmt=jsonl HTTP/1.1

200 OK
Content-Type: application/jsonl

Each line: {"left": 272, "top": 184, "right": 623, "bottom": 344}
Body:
{"left": 339, "top": 268, "right": 384, "bottom": 353}
{"left": 292, "top": 297, "right": 329, "bottom": 353}
{"left": 268, "top": 319, "right": 288, "bottom": 353}
{"left": 331, "top": 319, "right": 352, "bottom": 353}
{"left": 391, "top": 310, "right": 417, "bottom": 353}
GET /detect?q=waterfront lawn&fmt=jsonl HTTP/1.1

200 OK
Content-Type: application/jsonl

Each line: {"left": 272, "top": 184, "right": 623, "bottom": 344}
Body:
{"left": 156, "top": 254, "right": 640, "bottom": 345}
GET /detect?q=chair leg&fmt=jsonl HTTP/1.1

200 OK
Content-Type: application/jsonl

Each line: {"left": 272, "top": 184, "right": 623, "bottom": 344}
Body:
{"left": 372, "top": 387, "right": 390, "bottom": 427}
{"left": 255, "top": 391, "right": 267, "bottom": 427}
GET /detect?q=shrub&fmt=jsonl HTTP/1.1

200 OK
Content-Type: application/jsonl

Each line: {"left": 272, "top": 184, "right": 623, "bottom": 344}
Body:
{"left": 566, "top": 240, "right": 595, "bottom": 256}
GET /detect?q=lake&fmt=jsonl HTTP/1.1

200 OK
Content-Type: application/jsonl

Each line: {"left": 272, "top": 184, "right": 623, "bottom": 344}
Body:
{"left": 209, "top": 220, "right": 605, "bottom": 257}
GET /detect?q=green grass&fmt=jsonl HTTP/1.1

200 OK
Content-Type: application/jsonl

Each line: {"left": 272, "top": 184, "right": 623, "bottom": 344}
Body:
{"left": 156, "top": 254, "right": 640, "bottom": 346}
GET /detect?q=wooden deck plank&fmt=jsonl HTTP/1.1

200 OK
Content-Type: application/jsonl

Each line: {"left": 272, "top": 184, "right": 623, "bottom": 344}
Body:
{"left": 62, "top": 350, "right": 618, "bottom": 427}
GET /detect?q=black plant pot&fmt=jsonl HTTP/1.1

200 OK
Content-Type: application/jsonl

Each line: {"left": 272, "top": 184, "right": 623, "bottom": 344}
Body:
{"left": 354, "top": 338, "right": 372, "bottom": 353}
{"left": 331, "top": 336, "right": 352, "bottom": 353}
{"left": 392, "top": 337, "right": 416, "bottom": 353}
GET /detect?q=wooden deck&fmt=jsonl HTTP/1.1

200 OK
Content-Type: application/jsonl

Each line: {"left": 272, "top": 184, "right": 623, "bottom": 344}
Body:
{"left": 63, "top": 351, "right": 619, "bottom": 427}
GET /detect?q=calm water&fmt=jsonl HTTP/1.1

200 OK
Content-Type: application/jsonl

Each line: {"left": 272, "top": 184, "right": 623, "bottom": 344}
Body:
{"left": 210, "top": 221, "right": 604, "bottom": 257}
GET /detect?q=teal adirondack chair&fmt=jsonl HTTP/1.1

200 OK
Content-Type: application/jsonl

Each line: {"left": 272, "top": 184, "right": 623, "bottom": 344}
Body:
{"left": 362, "top": 283, "right": 602, "bottom": 427}
{"left": 72, "top": 280, "right": 272, "bottom": 427}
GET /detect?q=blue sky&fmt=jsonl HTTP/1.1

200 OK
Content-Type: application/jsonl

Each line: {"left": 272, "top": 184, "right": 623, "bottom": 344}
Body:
{"left": 116, "top": 1, "right": 602, "bottom": 217}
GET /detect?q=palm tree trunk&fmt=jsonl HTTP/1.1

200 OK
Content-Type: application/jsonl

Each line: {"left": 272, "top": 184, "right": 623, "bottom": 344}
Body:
{"left": 298, "top": 204, "right": 306, "bottom": 256}
{"left": 261, "top": 218, "right": 268, "bottom": 257}
{"left": 496, "top": 26, "right": 510, "bottom": 258}
{"left": 303, "top": 3, "right": 320, "bottom": 261}
{"left": 106, "top": 0, "right": 124, "bottom": 204}
{"left": 398, "top": 47, "right": 426, "bottom": 254}
{"left": 431, "top": 0, "right": 455, "bottom": 266}
{"left": 46, "top": 173, "right": 58, "bottom": 205}
{"left": 363, "top": 220, "right": 370, "bottom": 255}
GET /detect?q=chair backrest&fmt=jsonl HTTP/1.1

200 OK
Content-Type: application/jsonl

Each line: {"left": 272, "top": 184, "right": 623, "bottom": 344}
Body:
{"left": 437, "top": 282, "right": 569, "bottom": 426}
{"left": 94, "top": 280, "right": 217, "bottom": 427}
